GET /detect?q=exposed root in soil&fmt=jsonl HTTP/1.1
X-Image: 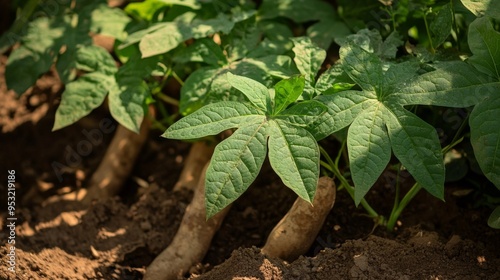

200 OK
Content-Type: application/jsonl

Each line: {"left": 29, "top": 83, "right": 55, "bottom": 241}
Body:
{"left": 261, "top": 177, "right": 336, "bottom": 262}
{"left": 43, "top": 107, "right": 153, "bottom": 206}
{"left": 145, "top": 163, "right": 231, "bottom": 280}
{"left": 80, "top": 118, "right": 151, "bottom": 204}
{"left": 173, "top": 141, "right": 215, "bottom": 192}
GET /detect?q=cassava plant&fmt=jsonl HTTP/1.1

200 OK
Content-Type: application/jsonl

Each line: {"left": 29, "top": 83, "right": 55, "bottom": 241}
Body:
{"left": 164, "top": 73, "right": 327, "bottom": 218}
{"left": 3, "top": 0, "right": 500, "bottom": 278}
{"left": 162, "top": 0, "right": 500, "bottom": 230}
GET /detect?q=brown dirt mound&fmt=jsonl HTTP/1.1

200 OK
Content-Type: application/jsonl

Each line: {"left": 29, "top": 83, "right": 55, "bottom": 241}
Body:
{"left": 193, "top": 230, "right": 500, "bottom": 280}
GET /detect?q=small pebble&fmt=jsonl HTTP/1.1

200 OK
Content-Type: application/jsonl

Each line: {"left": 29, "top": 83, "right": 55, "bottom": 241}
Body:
{"left": 140, "top": 221, "right": 152, "bottom": 231}
{"left": 353, "top": 254, "right": 369, "bottom": 271}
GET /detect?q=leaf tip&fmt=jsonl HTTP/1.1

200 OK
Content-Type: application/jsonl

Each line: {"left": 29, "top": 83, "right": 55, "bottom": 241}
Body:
{"left": 354, "top": 190, "right": 367, "bottom": 207}
{"left": 205, "top": 203, "right": 220, "bottom": 220}
{"left": 52, "top": 118, "right": 67, "bottom": 132}
{"left": 160, "top": 131, "right": 169, "bottom": 138}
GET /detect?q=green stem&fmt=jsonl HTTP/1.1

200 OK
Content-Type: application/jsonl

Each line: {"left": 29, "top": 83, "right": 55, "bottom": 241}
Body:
{"left": 0, "top": 0, "right": 42, "bottom": 54}
{"left": 388, "top": 5, "right": 397, "bottom": 32}
{"left": 386, "top": 182, "right": 422, "bottom": 231}
{"left": 156, "top": 99, "right": 170, "bottom": 120}
{"left": 423, "top": 9, "right": 435, "bottom": 54}
{"left": 171, "top": 70, "right": 184, "bottom": 86}
{"left": 157, "top": 92, "right": 179, "bottom": 106}
{"left": 445, "top": 113, "right": 469, "bottom": 153}
{"left": 450, "top": 0, "right": 459, "bottom": 49}
{"left": 386, "top": 116, "right": 467, "bottom": 231}
{"left": 150, "top": 118, "right": 168, "bottom": 131}
{"left": 388, "top": 164, "right": 402, "bottom": 218}
{"left": 13, "top": 0, "right": 41, "bottom": 32}
{"left": 334, "top": 140, "right": 345, "bottom": 167}
{"left": 320, "top": 160, "right": 334, "bottom": 173}
{"left": 319, "top": 146, "right": 379, "bottom": 219}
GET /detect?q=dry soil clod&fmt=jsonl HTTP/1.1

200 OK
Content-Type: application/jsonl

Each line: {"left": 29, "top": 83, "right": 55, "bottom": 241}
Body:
{"left": 261, "top": 176, "right": 336, "bottom": 262}
{"left": 144, "top": 163, "right": 231, "bottom": 280}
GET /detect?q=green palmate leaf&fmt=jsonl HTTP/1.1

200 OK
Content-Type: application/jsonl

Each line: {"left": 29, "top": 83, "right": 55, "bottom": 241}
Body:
{"left": 246, "top": 21, "right": 293, "bottom": 58}
{"left": 339, "top": 39, "right": 384, "bottom": 93}
{"left": 460, "top": 0, "right": 500, "bottom": 19}
{"left": 53, "top": 42, "right": 153, "bottom": 133}
{"left": 163, "top": 101, "right": 264, "bottom": 139}
{"left": 54, "top": 14, "right": 95, "bottom": 84}
{"left": 90, "top": 4, "right": 130, "bottom": 40}
{"left": 5, "top": 46, "right": 54, "bottom": 95}
{"left": 394, "top": 61, "right": 492, "bottom": 107}
{"left": 348, "top": 104, "right": 391, "bottom": 205}
{"left": 74, "top": 45, "right": 117, "bottom": 74}
{"left": 179, "top": 66, "right": 220, "bottom": 115}
{"left": 221, "top": 18, "right": 261, "bottom": 61}
{"left": 307, "top": 17, "right": 351, "bottom": 50}
{"left": 276, "top": 100, "right": 327, "bottom": 127}
{"left": 118, "top": 51, "right": 161, "bottom": 77}
{"left": 190, "top": 13, "right": 237, "bottom": 37}
{"left": 273, "top": 75, "right": 306, "bottom": 114}
{"left": 57, "top": 49, "right": 91, "bottom": 86}
{"left": 173, "top": 38, "right": 227, "bottom": 65}
{"left": 6, "top": 2, "right": 128, "bottom": 94}
{"left": 250, "top": 55, "right": 296, "bottom": 79}
{"left": 470, "top": 97, "right": 500, "bottom": 189}
{"left": 159, "top": 0, "right": 201, "bottom": 9}
{"left": 488, "top": 206, "right": 500, "bottom": 229}
{"left": 125, "top": 0, "right": 171, "bottom": 21}
{"left": 18, "top": 17, "right": 65, "bottom": 54}
{"left": 268, "top": 120, "right": 319, "bottom": 203}
{"left": 336, "top": 29, "right": 378, "bottom": 53}
{"left": 312, "top": 91, "right": 377, "bottom": 140}
{"left": 382, "top": 61, "right": 420, "bottom": 95}
{"left": 466, "top": 16, "right": 500, "bottom": 189}
{"left": 179, "top": 55, "right": 296, "bottom": 115}
{"left": 139, "top": 22, "right": 188, "bottom": 58}
{"left": 377, "top": 32, "right": 404, "bottom": 60}
{"left": 53, "top": 73, "right": 114, "bottom": 131}
{"left": 105, "top": 53, "right": 158, "bottom": 133}
{"left": 205, "top": 121, "right": 268, "bottom": 218}
{"left": 259, "top": 0, "right": 335, "bottom": 23}
{"left": 108, "top": 77, "right": 150, "bottom": 133}
{"left": 314, "top": 64, "right": 355, "bottom": 95}
{"left": 313, "top": 30, "right": 458, "bottom": 202}
{"left": 335, "top": 0, "right": 382, "bottom": 20}
{"left": 139, "top": 13, "right": 235, "bottom": 57}
{"left": 291, "top": 37, "right": 326, "bottom": 99}
{"left": 56, "top": 4, "right": 119, "bottom": 84}
{"left": 166, "top": 74, "right": 324, "bottom": 218}
{"left": 125, "top": 0, "right": 201, "bottom": 20}
{"left": 337, "top": 29, "right": 403, "bottom": 60}
{"left": 468, "top": 17, "right": 500, "bottom": 79}
{"left": 292, "top": 37, "right": 326, "bottom": 78}
{"left": 226, "top": 72, "right": 271, "bottom": 112}
{"left": 429, "top": 3, "right": 453, "bottom": 49}
{"left": 5, "top": 16, "right": 64, "bottom": 94}
{"left": 384, "top": 106, "right": 445, "bottom": 199}
{"left": 120, "top": 24, "right": 165, "bottom": 49}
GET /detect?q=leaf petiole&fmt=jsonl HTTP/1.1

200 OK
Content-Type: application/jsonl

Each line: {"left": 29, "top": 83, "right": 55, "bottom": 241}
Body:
{"left": 319, "top": 145, "right": 380, "bottom": 220}
{"left": 386, "top": 126, "right": 466, "bottom": 231}
{"left": 157, "top": 92, "right": 180, "bottom": 106}
{"left": 386, "top": 182, "right": 422, "bottom": 231}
